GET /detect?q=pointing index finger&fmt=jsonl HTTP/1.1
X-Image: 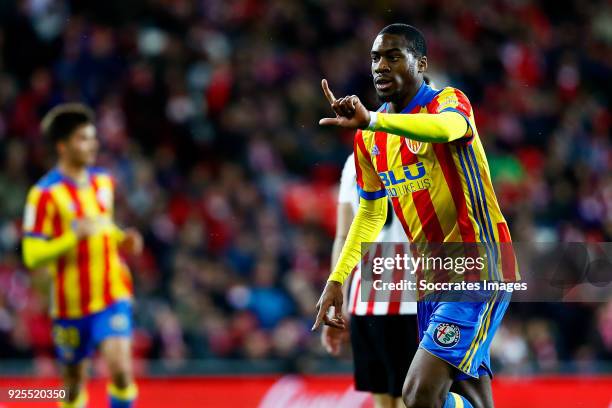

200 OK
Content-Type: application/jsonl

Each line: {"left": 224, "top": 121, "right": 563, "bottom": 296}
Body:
{"left": 312, "top": 309, "right": 324, "bottom": 331}
{"left": 321, "top": 79, "right": 336, "bottom": 105}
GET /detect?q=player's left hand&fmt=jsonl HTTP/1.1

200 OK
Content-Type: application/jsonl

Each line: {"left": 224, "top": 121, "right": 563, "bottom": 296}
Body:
{"left": 120, "top": 228, "right": 143, "bottom": 256}
{"left": 312, "top": 280, "right": 346, "bottom": 331}
{"left": 319, "top": 79, "right": 371, "bottom": 129}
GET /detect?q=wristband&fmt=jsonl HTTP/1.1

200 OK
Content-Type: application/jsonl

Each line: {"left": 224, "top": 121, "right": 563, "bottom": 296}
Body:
{"left": 366, "top": 111, "right": 378, "bottom": 130}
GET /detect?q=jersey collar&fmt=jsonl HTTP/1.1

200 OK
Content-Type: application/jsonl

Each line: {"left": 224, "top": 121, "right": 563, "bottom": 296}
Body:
{"left": 379, "top": 80, "right": 432, "bottom": 114}
{"left": 53, "top": 167, "right": 90, "bottom": 187}
{"left": 400, "top": 81, "right": 430, "bottom": 113}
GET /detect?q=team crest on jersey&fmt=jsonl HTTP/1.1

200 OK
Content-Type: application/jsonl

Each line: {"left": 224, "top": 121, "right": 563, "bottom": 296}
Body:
{"left": 406, "top": 139, "right": 422, "bottom": 154}
{"left": 433, "top": 323, "right": 460, "bottom": 348}
{"left": 371, "top": 145, "right": 380, "bottom": 156}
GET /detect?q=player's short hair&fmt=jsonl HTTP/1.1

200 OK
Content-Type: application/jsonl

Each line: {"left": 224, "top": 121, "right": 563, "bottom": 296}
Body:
{"left": 379, "top": 24, "right": 427, "bottom": 58}
{"left": 41, "top": 103, "right": 95, "bottom": 144}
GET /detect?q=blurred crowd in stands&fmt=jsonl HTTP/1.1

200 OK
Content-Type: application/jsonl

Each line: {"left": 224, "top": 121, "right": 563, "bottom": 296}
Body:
{"left": 0, "top": 0, "right": 610, "bottom": 375}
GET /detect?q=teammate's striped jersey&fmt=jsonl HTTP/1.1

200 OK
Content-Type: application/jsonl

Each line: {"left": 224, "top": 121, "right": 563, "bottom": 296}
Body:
{"left": 355, "top": 82, "right": 518, "bottom": 282}
{"left": 338, "top": 154, "right": 416, "bottom": 315}
{"left": 23, "top": 167, "right": 132, "bottom": 319}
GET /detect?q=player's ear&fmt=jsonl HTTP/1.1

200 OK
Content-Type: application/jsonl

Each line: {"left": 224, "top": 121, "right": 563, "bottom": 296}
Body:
{"left": 418, "top": 56, "right": 428, "bottom": 74}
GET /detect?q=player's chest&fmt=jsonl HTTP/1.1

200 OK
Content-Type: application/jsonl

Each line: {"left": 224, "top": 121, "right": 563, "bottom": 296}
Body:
{"left": 369, "top": 134, "right": 437, "bottom": 197}
{"left": 369, "top": 134, "right": 437, "bottom": 174}
{"left": 51, "top": 182, "right": 113, "bottom": 218}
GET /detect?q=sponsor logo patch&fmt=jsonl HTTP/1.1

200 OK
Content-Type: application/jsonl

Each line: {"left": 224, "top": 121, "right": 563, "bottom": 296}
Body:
{"left": 433, "top": 323, "right": 461, "bottom": 348}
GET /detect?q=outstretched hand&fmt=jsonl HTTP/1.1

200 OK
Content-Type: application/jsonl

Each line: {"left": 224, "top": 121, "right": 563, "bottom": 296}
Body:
{"left": 312, "top": 280, "right": 346, "bottom": 331}
{"left": 319, "top": 79, "right": 370, "bottom": 129}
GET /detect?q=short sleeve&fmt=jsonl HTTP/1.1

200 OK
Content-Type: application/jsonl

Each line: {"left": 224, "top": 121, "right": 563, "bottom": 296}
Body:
{"left": 23, "top": 187, "right": 54, "bottom": 239}
{"left": 430, "top": 87, "right": 474, "bottom": 140}
{"left": 354, "top": 130, "right": 386, "bottom": 200}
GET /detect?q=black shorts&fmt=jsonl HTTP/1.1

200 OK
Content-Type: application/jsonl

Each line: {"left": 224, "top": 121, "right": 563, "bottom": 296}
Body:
{"left": 350, "top": 314, "right": 419, "bottom": 397}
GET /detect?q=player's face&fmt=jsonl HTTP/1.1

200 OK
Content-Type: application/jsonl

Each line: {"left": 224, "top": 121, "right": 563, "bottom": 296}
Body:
{"left": 371, "top": 34, "right": 426, "bottom": 103}
{"left": 59, "top": 124, "right": 99, "bottom": 167}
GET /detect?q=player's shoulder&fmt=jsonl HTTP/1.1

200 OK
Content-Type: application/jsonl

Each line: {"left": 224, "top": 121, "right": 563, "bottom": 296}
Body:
{"left": 26, "top": 169, "right": 62, "bottom": 203}
{"left": 33, "top": 168, "right": 63, "bottom": 191}
{"left": 427, "top": 86, "right": 472, "bottom": 115}
{"left": 88, "top": 166, "right": 114, "bottom": 183}
{"left": 431, "top": 86, "right": 470, "bottom": 101}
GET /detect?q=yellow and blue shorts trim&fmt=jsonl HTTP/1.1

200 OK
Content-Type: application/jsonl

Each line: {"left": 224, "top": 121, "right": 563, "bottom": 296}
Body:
{"left": 52, "top": 301, "right": 132, "bottom": 365}
{"left": 417, "top": 290, "right": 510, "bottom": 380}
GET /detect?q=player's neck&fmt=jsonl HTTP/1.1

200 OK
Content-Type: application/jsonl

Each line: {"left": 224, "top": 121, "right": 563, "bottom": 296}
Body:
{"left": 57, "top": 161, "right": 88, "bottom": 184}
{"left": 387, "top": 79, "right": 424, "bottom": 113}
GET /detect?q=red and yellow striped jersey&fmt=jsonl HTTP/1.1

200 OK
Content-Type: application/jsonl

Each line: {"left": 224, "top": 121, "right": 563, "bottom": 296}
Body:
{"left": 22, "top": 167, "right": 132, "bottom": 319}
{"left": 355, "top": 82, "right": 517, "bottom": 281}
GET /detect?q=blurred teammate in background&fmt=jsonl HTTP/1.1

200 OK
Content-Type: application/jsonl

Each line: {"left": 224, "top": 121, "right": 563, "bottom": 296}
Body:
{"left": 322, "top": 151, "right": 418, "bottom": 408}
{"left": 22, "top": 104, "right": 142, "bottom": 408}
{"left": 313, "top": 24, "right": 515, "bottom": 408}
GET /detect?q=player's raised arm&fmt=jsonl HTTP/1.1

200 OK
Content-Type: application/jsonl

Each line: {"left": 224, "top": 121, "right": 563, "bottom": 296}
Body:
{"left": 319, "top": 81, "right": 472, "bottom": 143}
{"left": 366, "top": 87, "right": 473, "bottom": 143}
{"left": 367, "top": 110, "right": 469, "bottom": 143}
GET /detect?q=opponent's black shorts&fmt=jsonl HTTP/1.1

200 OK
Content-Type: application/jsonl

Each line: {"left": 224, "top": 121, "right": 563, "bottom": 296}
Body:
{"left": 350, "top": 314, "right": 419, "bottom": 397}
